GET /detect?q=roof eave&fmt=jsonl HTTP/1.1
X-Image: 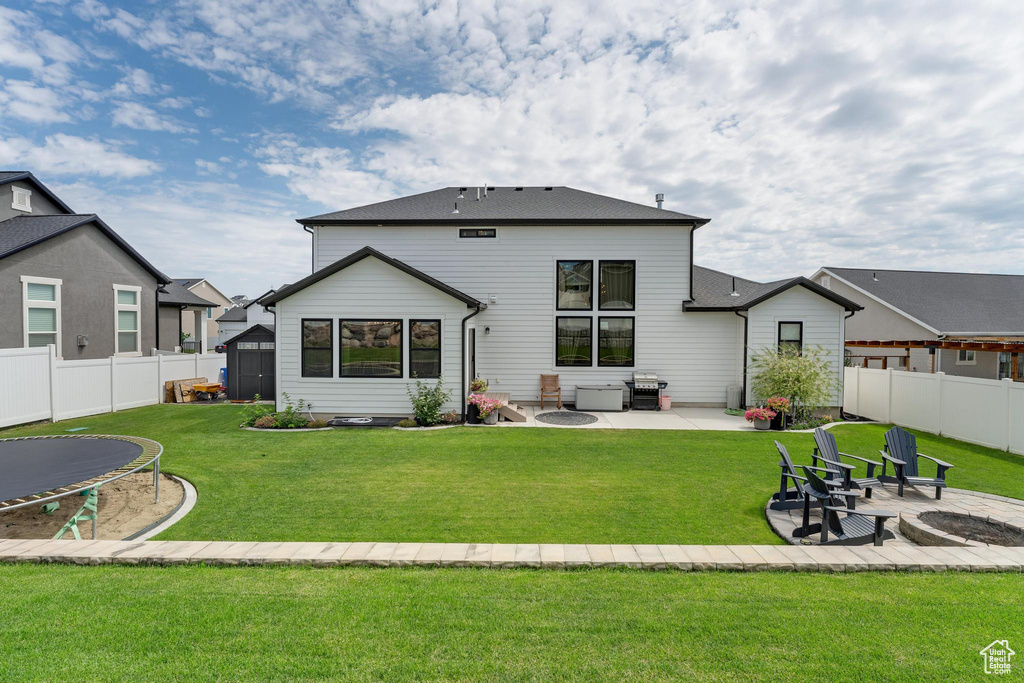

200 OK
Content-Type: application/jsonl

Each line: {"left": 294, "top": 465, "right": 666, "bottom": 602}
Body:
{"left": 296, "top": 217, "right": 710, "bottom": 227}
{"left": 0, "top": 172, "right": 75, "bottom": 213}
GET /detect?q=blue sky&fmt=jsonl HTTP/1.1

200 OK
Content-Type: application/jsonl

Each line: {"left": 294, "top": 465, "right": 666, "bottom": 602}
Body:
{"left": 1, "top": 1, "right": 1022, "bottom": 296}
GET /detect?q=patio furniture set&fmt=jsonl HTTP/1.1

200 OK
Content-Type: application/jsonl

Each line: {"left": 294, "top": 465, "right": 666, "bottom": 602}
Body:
{"left": 770, "top": 426, "right": 955, "bottom": 547}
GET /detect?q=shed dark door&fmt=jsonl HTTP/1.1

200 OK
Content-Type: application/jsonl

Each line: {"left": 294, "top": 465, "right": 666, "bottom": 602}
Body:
{"left": 238, "top": 348, "right": 275, "bottom": 399}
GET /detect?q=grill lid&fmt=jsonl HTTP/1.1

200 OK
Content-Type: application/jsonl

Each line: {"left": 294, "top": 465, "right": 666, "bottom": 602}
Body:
{"left": 632, "top": 371, "right": 659, "bottom": 390}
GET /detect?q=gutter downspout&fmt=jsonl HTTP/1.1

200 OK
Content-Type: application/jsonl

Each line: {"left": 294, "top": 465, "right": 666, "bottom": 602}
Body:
{"left": 303, "top": 224, "right": 315, "bottom": 273}
{"left": 840, "top": 309, "right": 858, "bottom": 420}
{"left": 735, "top": 310, "right": 748, "bottom": 408}
{"left": 460, "top": 303, "right": 486, "bottom": 421}
{"left": 154, "top": 289, "right": 160, "bottom": 354}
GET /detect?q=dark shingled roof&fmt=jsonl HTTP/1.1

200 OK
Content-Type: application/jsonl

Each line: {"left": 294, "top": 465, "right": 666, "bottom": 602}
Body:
{"left": 223, "top": 324, "right": 275, "bottom": 347}
{"left": 0, "top": 171, "right": 27, "bottom": 183}
{"left": 0, "top": 214, "right": 169, "bottom": 283}
{"left": 299, "top": 186, "right": 709, "bottom": 225}
{"left": 216, "top": 306, "right": 248, "bottom": 322}
{"left": 0, "top": 171, "right": 75, "bottom": 213}
{"left": 685, "top": 266, "right": 860, "bottom": 312}
{"left": 824, "top": 267, "right": 1024, "bottom": 335}
{"left": 158, "top": 281, "right": 216, "bottom": 307}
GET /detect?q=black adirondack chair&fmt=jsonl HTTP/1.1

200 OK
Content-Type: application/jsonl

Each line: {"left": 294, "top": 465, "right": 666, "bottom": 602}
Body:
{"left": 801, "top": 467, "right": 896, "bottom": 546}
{"left": 770, "top": 441, "right": 843, "bottom": 511}
{"left": 812, "top": 427, "right": 882, "bottom": 499}
{"left": 880, "top": 426, "right": 954, "bottom": 499}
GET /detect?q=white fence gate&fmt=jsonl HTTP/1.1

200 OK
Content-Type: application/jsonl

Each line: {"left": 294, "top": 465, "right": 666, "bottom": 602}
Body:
{"left": 0, "top": 346, "right": 226, "bottom": 428}
{"left": 844, "top": 366, "right": 1024, "bottom": 455}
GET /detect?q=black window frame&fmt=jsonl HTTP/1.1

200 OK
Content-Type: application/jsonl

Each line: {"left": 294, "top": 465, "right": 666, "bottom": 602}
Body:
{"left": 459, "top": 228, "right": 496, "bottom": 238}
{"left": 409, "top": 319, "right": 442, "bottom": 379}
{"left": 300, "top": 318, "right": 333, "bottom": 378}
{"left": 555, "top": 316, "right": 593, "bottom": 367}
{"left": 597, "top": 260, "right": 636, "bottom": 311}
{"left": 778, "top": 321, "right": 803, "bottom": 354}
{"left": 597, "top": 316, "right": 635, "bottom": 368}
{"left": 555, "top": 260, "right": 594, "bottom": 311}
{"left": 339, "top": 319, "right": 404, "bottom": 379}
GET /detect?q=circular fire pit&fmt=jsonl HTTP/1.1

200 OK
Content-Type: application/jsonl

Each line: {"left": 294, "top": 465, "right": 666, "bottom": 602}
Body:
{"left": 900, "top": 509, "right": 1024, "bottom": 547}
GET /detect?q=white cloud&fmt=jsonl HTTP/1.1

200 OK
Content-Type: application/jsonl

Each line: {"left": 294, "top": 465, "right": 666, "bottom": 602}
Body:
{"left": 0, "top": 133, "right": 160, "bottom": 178}
{"left": 111, "top": 66, "right": 169, "bottom": 96}
{"left": 111, "top": 101, "right": 196, "bottom": 133}
{"left": 0, "top": 6, "right": 84, "bottom": 86}
{"left": 0, "top": 79, "right": 72, "bottom": 123}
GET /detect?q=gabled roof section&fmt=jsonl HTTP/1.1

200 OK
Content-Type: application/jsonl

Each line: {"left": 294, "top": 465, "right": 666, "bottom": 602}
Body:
{"left": 263, "top": 246, "right": 483, "bottom": 308}
{"left": 244, "top": 287, "right": 278, "bottom": 308}
{"left": 0, "top": 171, "right": 74, "bottom": 213}
{"left": 0, "top": 214, "right": 169, "bottom": 284}
{"left": 684, "top": 266, "right": 861, "bottom": 312}
{"left": 820, "top": 267, "right": 1024, "bottom": 335}
{"left": 216, "top": 306, "right": 248, "bottom": 322}
{"left": 223, "top": 323, "right": 275, "bottom": 347}
{"left": 299, "top": 186, "right": 709, "bottom": 226}
{"left": 158, "top": 281, "right": 217, "bottom": 307}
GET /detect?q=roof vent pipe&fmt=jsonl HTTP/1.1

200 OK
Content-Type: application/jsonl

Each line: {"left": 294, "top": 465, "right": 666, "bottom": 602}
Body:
{"left": 656, "top": 193, "right": 664, "bottom": 209}
{"left": 476, "top": 187, "right": 480, "bottom": 201}
{"left": 483, "top": 185, "right": 488, "bottom": 198}
{"left": 730, "top": 276, "right": 740, "bottom": 297}
{"left": 872, "top": 272, "right": 879, "bottom": 281}
{"left": 452, "top": 202, "right": 459, "bottom": 214}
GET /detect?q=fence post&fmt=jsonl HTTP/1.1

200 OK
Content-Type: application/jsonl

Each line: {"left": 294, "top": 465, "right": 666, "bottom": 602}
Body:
{"left": 48, "top": 344, "right": 59, "bottom": 423}
{"left": 157, "top": 353, "right": 164, "bottom": 403}
{"left": 110, "top": 355, "right": 118, "bottom": 413}
{"left": 885, "top": 367, "right": 893, "bottom": 423}
{"left": 194, "top": 352, "right": 200, "bottom": 378}
{"left": 1003, "top": 378, "right": 1013, "bottom": 452}
{"left": 935, "top": 372, "right": 945, "bottom": 436}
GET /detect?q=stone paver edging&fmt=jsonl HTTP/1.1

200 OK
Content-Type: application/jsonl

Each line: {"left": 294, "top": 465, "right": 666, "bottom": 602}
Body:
{"left": 0, "top": 539, "right": 1021, "bottom": 571}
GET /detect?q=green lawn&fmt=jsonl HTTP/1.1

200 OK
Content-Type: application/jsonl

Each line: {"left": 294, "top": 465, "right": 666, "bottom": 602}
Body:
{"left": 0, "top": 564, "right": 1020, "bottom": 680}
{"left": 2, "top": 404, "right": 1023, "bottom": 543}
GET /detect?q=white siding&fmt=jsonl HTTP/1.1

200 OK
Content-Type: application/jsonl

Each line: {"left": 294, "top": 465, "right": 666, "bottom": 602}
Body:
{"left": 746, "top": 286, "right": 845, "bottom": 406}
{"left": 312, "top": 224, "right": 745, "bottom": 405}
{"left": 276, "top": 256, "right": 468, "bottom": 416}
{"left": 218, "top": 320, "right": 247, "bottom": 341}
{"left": 246, "top": 303, "right": 275, "bottom": 327}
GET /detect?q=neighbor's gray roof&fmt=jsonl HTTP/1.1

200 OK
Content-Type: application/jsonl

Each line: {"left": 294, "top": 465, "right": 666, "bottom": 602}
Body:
{"left": 216, "top": 306, "right": 248, "bottom": 322}
{"left": 158, "top": 281, "right": 216, "bottom": 307}
{"left": 0, "top": 214, "right": 169, "bottom": 283}
{"left": 0, "top": 171, "right": 75, "bottom": 213}
{"left": 824, "top": 267, "right": 1024, "bottom": 335}
{"left": 685, "top": 266, "right": 860, "bottom": 312}
{"left": 299, "top": 186, "right": 708, "bottom": 225}
{"left": 172, "top": 277, "right": 206, "bottom": 289}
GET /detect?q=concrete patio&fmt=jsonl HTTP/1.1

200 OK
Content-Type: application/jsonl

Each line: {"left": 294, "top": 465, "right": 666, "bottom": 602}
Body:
{"left": 499, "top": 406, "right": 756, "bottom": 431}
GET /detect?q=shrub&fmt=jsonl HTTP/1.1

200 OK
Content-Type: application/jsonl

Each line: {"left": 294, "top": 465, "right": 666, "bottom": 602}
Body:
{"left": 406, "top": 375, "right": 453, "bottom": 426}
{"left": 440, "top": 410, "right": 461, "bottom": 425}
{"left": 749, "top": 345, "right": 840, "bottom": 422}
{"left": 469, "top": 377, "right": 489, "bottom": 392}
{"left": 252, "top": 415, "right": 277, "bottom": 429}
{"left": 274, "top": 392, "right": 309, "bottom": 429}
{"left": 240, "top": 395, "right": 274, "bottom": 427}
{"left": 306, "top": 419, "right": 328, "bottom": 429}
{"left": 397, "top": 418, "right": 419, "bottom": 428}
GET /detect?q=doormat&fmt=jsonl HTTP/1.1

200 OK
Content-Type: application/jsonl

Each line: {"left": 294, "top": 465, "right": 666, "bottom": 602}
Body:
{"left": 328, "top": 416, "right": 404, "bottom": 428}
{"left": 535, "top": 411, "right": 599, "bottom": 426}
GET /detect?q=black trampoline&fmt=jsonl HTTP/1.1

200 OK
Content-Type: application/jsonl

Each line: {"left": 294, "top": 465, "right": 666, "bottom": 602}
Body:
{"left": 0, "top": 435, "right": 163, "bottom": 523}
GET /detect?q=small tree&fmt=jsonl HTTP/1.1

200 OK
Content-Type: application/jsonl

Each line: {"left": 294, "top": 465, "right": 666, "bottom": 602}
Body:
{"left": 406, "top": 375, "right": 452, "bottom": 426}
{"left": 748, "top": 345, "right": 839, "bottom": 422}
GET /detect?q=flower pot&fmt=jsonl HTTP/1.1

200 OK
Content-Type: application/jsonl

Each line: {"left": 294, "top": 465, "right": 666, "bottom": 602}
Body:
{"left": 467, "top": 403, "right": 480, "bottom": 424}
{"left": 754, "top": 418, "right": 771, "bottom": 431}
{"left": 770, "top": 413, "right": 786, "bottom": 431}
{"left": 483, "top": 411, "right": 499, "bottom": 425}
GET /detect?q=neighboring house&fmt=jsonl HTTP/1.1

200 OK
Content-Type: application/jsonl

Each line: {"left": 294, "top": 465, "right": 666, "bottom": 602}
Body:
{"left": 0, "top": 171, "right": 170, "bottom": 359}
{"left": 172, "top": 278, "right": 234, "bottom": 350}
{"left": 812, "top": 267, "right": 1024, "bottom": 381}
{"left": 216, "top": 289, "right": 277, "bottom": 342}
{"left": 263, "top": 186, "right": 860, "bottom": 418}
{"left": 157, "top": 281, "right": 217, "bottom": 352}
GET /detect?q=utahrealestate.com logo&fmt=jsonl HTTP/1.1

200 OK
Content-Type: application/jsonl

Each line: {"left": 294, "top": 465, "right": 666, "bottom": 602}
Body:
{"left": 980, "top": 640, "right": 1015, "bottom": 675}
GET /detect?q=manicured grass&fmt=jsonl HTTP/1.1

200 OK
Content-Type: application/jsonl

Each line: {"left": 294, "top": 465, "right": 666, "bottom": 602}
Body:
{"left": 3, "top": 405, "right": 1023, "bottom": 543}
{"left": 0, "top": 564, "right": 1020, "bottom": 680}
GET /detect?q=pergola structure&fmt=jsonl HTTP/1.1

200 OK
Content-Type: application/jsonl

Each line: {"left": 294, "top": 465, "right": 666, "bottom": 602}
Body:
{"left": 845, "top": 339, "right": 1024, "bottom": 378}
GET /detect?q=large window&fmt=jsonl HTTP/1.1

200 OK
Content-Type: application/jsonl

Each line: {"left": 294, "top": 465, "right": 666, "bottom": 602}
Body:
{"left": 556, "top": 261, "right": 593, "bottom": 310}
{"left": 598, "top": 317, "right": 634, "bottom": 367}
{"left": 22, "top": 276, "right": 61, "bottom": 356}
{"left": 114, "top": 285, "right": 141, "bottom": 355}
{"left": 340, "top": 320, "right": 403, "bottom": 377}
{"left": 555, "top": 317, "right": 592, "bottom": 367}
{"left": 301, "top": 319, "right": 333, "bottom": 377}
{"left": 778, "top": 321, "right": 803, "bottom": 354}
{"left": 410, "top": 320, "right": 441, "bottom": 378}
{"left": 598, "top": 260, "right": 635, "bottom": 310}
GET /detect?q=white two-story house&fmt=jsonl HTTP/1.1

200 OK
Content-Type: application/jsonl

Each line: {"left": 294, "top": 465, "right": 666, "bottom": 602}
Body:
{"left": 263, "top": 186, "right": 860, "bottom": 419}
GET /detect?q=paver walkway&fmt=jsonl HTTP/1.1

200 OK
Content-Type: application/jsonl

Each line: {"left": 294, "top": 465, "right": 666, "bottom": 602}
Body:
{"left": 1, "top": 538, "right": 1021, "bottom": 571}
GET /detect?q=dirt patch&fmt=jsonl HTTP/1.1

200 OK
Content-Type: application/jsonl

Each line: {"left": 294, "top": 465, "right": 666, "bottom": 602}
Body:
{"left": 0, "top": 473, "right": 183, "bottom": 540}
{"left": 919, "top": 511, "right": 1024, "bottom": 546}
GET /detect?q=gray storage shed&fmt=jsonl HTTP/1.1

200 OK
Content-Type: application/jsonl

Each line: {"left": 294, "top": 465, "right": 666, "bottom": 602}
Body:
{"left": 225, "top": 324, "right": 275, "bottom": 400}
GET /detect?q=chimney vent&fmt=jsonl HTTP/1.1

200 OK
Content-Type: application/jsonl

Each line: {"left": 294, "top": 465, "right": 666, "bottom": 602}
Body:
{"left": 452, "top": 202, "right": 459, "bottom": 214}
{"left": 730, "top": 276, "right": 740, "bottom": 297}
{"left": 872, "top": 272, "right": 879, "bottom": 281}
{"left": 655, "top": 193, "right": 664, "bottom": 209}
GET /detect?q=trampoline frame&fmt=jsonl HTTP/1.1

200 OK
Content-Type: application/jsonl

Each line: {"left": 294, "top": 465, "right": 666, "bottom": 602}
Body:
{"left": 0, "top": 434, "right": 163, "bottom": 519}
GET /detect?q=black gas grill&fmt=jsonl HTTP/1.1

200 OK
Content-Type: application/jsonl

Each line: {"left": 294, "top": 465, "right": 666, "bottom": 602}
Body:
{"left": 625, "top": 371, "right": 667, "bottom": 410}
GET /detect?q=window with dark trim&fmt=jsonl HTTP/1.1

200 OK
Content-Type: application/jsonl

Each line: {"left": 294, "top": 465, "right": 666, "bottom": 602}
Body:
{"left": 556, "top": 260, "right": 593, "bottom": 310}
{"left": 410, "top": 319, "right": 441, "bottom": 378}
{"left": 778, "top": 321, "right": 803, "bottom": 354}
{"left": 598, "top": 260, "right": 635, "bottom": 310}
{"left": 340, "top": 320, "right": 403, "bottom": 377}
{"left": 459, "top": 228, "right": 496, "bottom": 238}
{"left": 598, "top": 317, "right": 634, "bottom": 367}
{"left": 555, "top": 316, "right": 592, "bottom": 367}
{"left": 301, "top": 319, "right": 332, "bottom": 377}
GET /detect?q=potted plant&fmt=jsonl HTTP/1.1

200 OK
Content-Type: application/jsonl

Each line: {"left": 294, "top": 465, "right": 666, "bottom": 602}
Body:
{"left": 744, "top": 406, "right": 777, "bottom": 430}
{"left": 467, "top": 378, "right": 489, "bottom": 423}
{"left": 766, "top": 396, "right": 791, "bottom": 431}
{"left": 467, "top": 393, "right": 502, "bottom": 425}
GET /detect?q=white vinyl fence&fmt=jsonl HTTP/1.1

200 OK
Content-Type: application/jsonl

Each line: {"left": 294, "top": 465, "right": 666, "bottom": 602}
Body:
{"left": 844, "top": 366, "right": 1024, "bottom": 455}
{"left": 0, "top": 345, "right": 226, "bottom": 428}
